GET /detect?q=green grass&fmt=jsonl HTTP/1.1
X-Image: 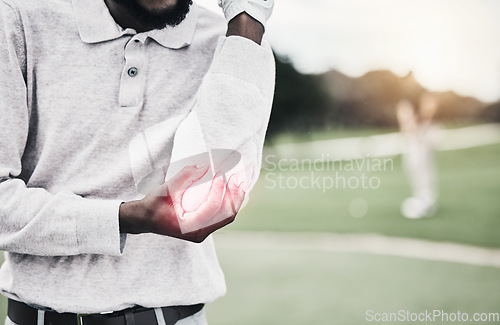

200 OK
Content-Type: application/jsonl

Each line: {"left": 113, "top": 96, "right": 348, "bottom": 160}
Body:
{"left": 228, "top": 143, "right": 500, "bottom": 248}
{"left": 206, "top": 248, "right": 500, "bottom": 325}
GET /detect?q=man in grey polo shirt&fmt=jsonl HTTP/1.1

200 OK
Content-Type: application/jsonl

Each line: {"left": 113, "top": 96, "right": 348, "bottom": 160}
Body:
{"left": 0, "top": 0, "right": 275, "bottom": 324}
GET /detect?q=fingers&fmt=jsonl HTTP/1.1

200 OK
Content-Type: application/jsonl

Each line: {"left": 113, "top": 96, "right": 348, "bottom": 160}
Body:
{"left": 179, "top": 173, "right": 225, "bottom": 232}
{"left": 168, "top": 163, "right": 209, "bottom": 202}
{"left": 168, "top": 164, "right": 210, "bottom": 219}
{"left": 175, "top": 172, "right": 246, "bottom": 235}
{"left": 223, "top": 174, "right": 246, "bottom": 216}
{"left": 193, "top": 174, "right": 245, "bottom": 231}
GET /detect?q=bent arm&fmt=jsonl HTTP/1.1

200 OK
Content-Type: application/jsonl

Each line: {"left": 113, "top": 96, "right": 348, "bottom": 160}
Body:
{"left": 123, "top": 13, "right": 275, "bottom": 236}
{"left": 169, "top": 13, "right": 275, "bottom": 198}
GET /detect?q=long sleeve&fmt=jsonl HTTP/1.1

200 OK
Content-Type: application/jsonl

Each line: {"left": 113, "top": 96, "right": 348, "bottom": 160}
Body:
{"left": 0, "top": 3, "right": 123, "bottom": 257}
{"left": 186, "top": 36, "right": 276, "bottom": 192}
{"left": 131, "top": 35, "right": 275, "bottom": 197}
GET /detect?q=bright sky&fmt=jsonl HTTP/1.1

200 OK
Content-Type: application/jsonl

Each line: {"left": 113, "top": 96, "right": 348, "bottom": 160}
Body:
{"left": 199, "top": 0, "right": 500, "bottom": 103}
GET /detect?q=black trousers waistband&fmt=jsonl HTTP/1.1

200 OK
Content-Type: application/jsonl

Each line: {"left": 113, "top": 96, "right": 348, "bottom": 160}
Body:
{"left": 8, "top": 299, "right": 204, "bottom": 325}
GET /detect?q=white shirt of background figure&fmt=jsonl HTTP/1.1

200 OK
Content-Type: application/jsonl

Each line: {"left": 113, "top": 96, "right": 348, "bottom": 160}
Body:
{"left": 397, "top": 92, "right": 439, "bottom": 219}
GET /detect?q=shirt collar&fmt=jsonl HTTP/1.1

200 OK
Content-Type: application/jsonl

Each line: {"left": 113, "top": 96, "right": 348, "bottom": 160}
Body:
{"left": 71, "top": 0, "right": 199, "bottom": 49}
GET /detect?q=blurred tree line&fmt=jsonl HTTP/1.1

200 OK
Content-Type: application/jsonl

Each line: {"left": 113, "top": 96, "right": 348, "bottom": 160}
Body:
{"left": 267, "top": 53, "right": 498, "bottom": 140}
{"left": 267, "top": 54, "right": 334, "bottom": 139}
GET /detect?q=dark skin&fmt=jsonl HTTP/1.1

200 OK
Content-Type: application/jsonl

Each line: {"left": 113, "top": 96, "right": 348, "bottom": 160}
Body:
{"left": 110, "top": 0, "right": 264, "bottom": 242}
{"left": 104, "top": 0, "right": 264, "bottom": 44}
{"left": 119, "top": 165, "right": 246, "bottom": 243}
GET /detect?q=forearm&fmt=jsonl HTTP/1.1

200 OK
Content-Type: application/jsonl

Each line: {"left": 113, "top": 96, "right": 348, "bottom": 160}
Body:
{"left": 226, "top": 12, "right": 264, "bottom": 45}
{"left": 118, "top": 196, "right": 169, "bottom": 236}
{"left": 119, "top": 200, "right": 146, "bottom": 234}
{"left": 193, "top": 34, "right": 275, "bottom": 188}
{"left": 135, "top": 33, "right": 275, "bottom": 193}
{"left": 0, "top": 179, "right": 123, "bottom": 256}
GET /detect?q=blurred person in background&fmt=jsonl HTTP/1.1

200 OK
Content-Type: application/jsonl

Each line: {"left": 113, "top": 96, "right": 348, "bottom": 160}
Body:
{"left": 396, "top": 92, "right": 439, "bottom": 219}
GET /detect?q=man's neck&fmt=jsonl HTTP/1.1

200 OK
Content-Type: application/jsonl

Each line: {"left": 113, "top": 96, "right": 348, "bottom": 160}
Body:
{"left": 104, "top": 0, "right": 150, "bottom": 32}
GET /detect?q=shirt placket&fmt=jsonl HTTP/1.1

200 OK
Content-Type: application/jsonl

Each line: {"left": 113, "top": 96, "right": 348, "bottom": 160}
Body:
{"left": 119, "top": 36, "right": 147, "bottom": 107}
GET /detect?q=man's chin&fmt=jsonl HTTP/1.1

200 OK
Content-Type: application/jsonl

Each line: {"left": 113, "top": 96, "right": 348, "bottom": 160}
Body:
{"left": 114, "top": 0, "right": 193, "bottom": 29}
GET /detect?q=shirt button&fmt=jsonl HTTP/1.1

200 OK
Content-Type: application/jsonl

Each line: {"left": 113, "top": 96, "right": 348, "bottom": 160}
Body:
{"left": 128, "top": 67, "right": 138, "bottom": 77}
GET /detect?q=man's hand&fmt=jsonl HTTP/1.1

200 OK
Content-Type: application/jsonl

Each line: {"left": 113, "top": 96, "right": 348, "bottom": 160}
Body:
{"left": 119, "top": 165, "right": 245, "bottom": 243}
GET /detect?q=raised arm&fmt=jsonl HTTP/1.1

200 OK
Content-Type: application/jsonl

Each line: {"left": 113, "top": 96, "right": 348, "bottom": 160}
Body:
{"left": 121, "top": 2, "right": 275, "bottom": 242}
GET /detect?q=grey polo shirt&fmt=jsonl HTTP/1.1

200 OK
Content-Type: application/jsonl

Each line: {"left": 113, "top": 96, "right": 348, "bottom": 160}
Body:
{"left": 0, "top": 0, "right": 275, "bottom": 313}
